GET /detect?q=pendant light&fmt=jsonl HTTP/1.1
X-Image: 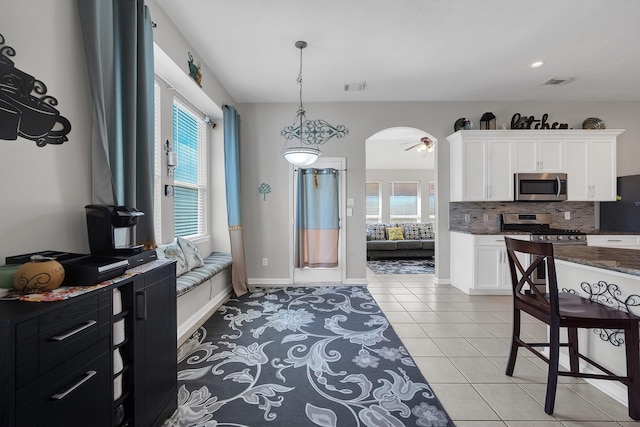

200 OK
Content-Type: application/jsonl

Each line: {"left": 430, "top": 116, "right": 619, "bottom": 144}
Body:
{"left": 281, "top": 41, "right": 348, "bottom": 166}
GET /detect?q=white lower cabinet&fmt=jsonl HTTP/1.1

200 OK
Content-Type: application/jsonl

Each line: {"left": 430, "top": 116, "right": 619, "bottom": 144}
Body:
{"left": 450, "top": 232, "right": 528, "bottom": 294}
{"left": 587, "top": 235, "right": 640, "bottom": 249}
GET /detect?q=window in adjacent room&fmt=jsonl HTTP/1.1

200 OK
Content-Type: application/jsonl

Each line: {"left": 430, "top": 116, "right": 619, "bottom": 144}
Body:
{"left": 365, "top": 181, "right": 381, "bottom": 223}
{"left": 428, "top": 180, "right": 436, "bottom": 220}
{"left": 173, "top": 98, "right": 207, "bottom": 238}
{"left": 390, "top": 181, "right": 420, "bottom": 223}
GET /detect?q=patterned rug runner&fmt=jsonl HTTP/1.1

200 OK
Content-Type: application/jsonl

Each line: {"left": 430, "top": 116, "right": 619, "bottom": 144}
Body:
{"left": 367, "top": 259, "right": 435, "bottom": 274}
{"left": 165, "top": 286, "right": 454, "bottom": 426}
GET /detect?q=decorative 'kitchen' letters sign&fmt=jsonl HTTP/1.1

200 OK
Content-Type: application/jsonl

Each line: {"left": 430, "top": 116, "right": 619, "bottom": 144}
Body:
{"left": 0, "top": 34, "right": 71, "bottom": 146}
{"left": 511, "top": 113, "right": 569, "bottom": 130}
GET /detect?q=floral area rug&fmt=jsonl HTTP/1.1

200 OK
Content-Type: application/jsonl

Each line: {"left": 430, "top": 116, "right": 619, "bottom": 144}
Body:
{"left": 367, "top": 259, "right": 435, "bottom": 275}
{"left": 164, "top": 286, "right": 454, "bottom": 427}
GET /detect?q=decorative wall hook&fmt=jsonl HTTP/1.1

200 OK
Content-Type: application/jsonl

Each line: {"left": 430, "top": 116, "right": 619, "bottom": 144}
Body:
{"left": 165, "top": 139, "right": 177, "bottom": 177}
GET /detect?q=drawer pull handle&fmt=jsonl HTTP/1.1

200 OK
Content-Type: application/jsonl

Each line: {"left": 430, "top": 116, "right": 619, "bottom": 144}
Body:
{"left": 51, "top": 370, "right": 97, "bottom": 400}
{"left": 607, "top": 239, "right": 623, "bottom": 242}
{"left": 51, "top": 320, "right": 97, "bottom": 341}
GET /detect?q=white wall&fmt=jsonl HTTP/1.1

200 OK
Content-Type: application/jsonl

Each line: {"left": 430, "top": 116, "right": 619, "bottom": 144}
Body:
{"left": 2, "top": 1, "right": 639, "bottom": 287}
{"left": 0, "top": 0, "right": 234, "bottom": 264}
{"left": 238, "top": 101, "right": 640, "bottom": 285}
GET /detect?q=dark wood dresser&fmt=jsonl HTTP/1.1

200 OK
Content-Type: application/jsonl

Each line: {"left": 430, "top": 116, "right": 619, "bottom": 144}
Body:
{"left": 0, "top": 261, "right": 177, "bottom": 427}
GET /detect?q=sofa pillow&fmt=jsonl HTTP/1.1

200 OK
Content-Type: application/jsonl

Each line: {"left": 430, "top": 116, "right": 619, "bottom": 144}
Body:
{"left": 177, "top": 236, "right": 205, "bottom": 271}
{"left": 366, "top": 223, "right": 387, "bottom": 241}
{"left": 387, "top": 227, "right": 404, "bottom": 241}
{"left": 417, "top": 222, "right": 435, "bottom": 240}
{"left": 156, "top": 241, "right": 188, "bottom": 276}
{"left": 401, "top": 224, "right": 421, "bottom": 240}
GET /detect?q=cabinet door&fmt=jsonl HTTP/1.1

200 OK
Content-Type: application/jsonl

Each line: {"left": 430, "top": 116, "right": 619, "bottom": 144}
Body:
{"left": 513, "top": 139, "right": 538, "bottom": 172}
{"left": 134, "top": 264, "right": 177, "bottom": 427}
{"left": 589, "top": 140, "right": 616, "bottom": 201}
{"left": 475, "top": 246, "right": 503, "bottom": 289}
{"left": 565, "top": 140, "right": 590, "bottom": 200}
{"left": 487, "top": 140, "right": 513, "bottom": 200}
{"left": 538, "top": 140, "right": 563, "bottom": 172}
{"left": 463, "top": 141, "right": 487, "bottom": 200}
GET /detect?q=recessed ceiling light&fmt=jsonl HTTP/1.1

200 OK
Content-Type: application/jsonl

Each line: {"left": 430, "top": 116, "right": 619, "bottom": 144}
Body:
{"left": 530, "top": 61, "right": 545, "bottom": 69}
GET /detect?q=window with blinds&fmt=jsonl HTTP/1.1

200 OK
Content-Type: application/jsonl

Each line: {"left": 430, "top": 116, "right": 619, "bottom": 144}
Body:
{"left": 365, "top": 181, "right": 381, "bottom": 223}
{"left": 390, "top": 181, "right": 420, "bottom": 223}
{"left": 173, "top": 99, "right": 207, "bottom": 238}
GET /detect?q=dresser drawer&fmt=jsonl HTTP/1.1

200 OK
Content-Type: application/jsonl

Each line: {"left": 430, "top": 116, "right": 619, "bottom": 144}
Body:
{"left": 16, "top": 337, "right": 111, "bottom": 427}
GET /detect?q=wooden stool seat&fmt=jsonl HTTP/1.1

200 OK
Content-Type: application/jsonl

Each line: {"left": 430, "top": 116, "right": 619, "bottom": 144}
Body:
{"left": 504, "top": 237, "right": 640, "bottom": 420}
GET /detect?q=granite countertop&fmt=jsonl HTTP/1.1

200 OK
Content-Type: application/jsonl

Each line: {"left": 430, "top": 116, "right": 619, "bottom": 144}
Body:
{"left": 553, "top": 246, "right": 640, "bottom": 277}
{"left": 586, "top": 230, "right": 640, "bottom": 235}
{"left": 449, "top": 230, "right": 531, "bottom": 235}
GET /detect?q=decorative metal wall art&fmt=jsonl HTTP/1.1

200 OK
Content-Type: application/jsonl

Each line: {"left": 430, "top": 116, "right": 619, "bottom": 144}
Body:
{"left": 281, "top": 118, "right": 349, "bottom": 146}
{"left": 258, "top": 183, "right": 271, "bottom": 201}
{"left": 187, "top": 52, "right": 202, "bottom": 87}
{"left": 510, "top": 113, "right": 568, "bottom": 130}
{"left": 562, "top": 281, "right": 640, "bottom": 346}
{"left": 0, "top": 34, "right": 71, "bottom": 146}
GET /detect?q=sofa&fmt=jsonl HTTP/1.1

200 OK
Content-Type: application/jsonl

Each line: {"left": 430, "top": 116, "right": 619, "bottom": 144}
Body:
{"left": 366, "top": 222, "right": 435, "bottom": 260}
{"left": 156, "top": 238, "right": 233, "bottom": 345}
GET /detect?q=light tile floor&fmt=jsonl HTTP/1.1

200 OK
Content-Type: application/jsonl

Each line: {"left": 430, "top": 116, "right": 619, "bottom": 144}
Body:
{"left": 366, "top": 268, "right": 640, "bottom": 426}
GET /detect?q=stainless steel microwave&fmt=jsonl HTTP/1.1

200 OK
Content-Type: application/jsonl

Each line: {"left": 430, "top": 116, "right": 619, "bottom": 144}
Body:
{"left": 514, "top": 173, "right": 567, "bottom": 201}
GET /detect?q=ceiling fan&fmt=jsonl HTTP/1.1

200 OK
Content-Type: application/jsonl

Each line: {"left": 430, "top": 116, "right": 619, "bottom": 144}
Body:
{"left": 403, "top": 136, "right": 434, "bottom": 153}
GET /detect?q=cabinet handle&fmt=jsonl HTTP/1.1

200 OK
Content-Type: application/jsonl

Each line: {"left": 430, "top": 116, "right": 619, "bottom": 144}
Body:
{"left": 50, "top": 320, "right": 97, "bottom": 341}
{"left": 607, "top": 239, "right": 623, "bottom": 242}
{"left": 51, "top": 370, "right": 97, "bottom": 400}
{"left": 136, "top": 291, "right": 147, "bottom": 320}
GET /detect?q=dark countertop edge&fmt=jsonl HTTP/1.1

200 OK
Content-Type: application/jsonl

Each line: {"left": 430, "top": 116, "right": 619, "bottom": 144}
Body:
{"left": 553, "top": 246, "right": 640, "bottom": 278}
{"left": 450, "top": 229, "right": 640, "bottom": 236}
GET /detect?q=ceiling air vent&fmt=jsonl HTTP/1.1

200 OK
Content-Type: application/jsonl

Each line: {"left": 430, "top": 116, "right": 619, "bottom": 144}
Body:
{"left": 344, "top": 81, "right": 367, "bottom": 91}
{"left": 542, "top": 77, "right": 575, "bottom": 86}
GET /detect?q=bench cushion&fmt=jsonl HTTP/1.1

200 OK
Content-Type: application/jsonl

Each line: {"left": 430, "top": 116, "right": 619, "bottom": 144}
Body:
{"left": 176, "top": 252, "right": 232, "bottom": 297}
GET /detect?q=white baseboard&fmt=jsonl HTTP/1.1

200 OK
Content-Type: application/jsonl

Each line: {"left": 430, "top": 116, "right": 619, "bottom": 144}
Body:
{"left": 434, "top": 275, "right": 450, "bottom": 285}
{"left": 248, "top": 278, "right": 367, "bottom": 287}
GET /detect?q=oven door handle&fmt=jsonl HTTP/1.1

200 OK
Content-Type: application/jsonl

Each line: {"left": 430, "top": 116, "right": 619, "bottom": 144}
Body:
{"left": 556, "top": 176, "right": 561, "bottom": 198}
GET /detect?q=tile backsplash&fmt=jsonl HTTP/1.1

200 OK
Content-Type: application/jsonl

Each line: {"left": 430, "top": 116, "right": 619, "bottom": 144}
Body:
{"left": 449, "top": 201, "right": 596, "bottom": 233}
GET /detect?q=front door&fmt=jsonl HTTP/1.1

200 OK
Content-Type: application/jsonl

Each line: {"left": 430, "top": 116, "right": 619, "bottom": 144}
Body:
{"left": 290, "top": 157, "right": 345, "bottom": 284}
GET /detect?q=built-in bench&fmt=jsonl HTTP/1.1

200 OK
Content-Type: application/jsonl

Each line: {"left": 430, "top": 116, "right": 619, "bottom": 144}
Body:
{"left": 175, "top": 252, "right": 233, "bottom": 345}
{"left": 156, "top": 237, "right": 235, "bottom": 345}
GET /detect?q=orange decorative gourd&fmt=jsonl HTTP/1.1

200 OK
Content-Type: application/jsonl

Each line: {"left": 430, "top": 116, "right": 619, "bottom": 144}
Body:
{"left": 13, "top": 256, "right": 65, "bottom": 294}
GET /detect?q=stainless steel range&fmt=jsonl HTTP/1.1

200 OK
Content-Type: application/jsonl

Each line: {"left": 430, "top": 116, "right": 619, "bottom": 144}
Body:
{"left": 501, "top": 213, "right": 587, "bottom": 287}
{"left": 501, "top": 213, "right": 587, "bottom": 245}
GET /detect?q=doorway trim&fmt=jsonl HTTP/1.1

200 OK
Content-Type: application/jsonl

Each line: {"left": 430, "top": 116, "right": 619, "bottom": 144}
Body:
{"left": 288, "top": 157, "right": 347, "bottom": 284}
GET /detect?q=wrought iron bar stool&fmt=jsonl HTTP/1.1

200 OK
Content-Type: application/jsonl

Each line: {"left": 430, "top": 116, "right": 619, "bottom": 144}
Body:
{"left": 503, "top": 237, "right": 640, "bottom": 420}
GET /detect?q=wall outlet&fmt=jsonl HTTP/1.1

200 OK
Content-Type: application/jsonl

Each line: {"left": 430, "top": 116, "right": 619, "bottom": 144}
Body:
{"left": 262, "top": 258, "right": 268, "bottom": 266}
{"left": 464, "top": 213, "right": 471, "bottom": 223}
{"left": 564, "top": 211, "right": 571, "bottom": 220}
{"left": 483, "top": 213, "right": 489, "bottom": 222}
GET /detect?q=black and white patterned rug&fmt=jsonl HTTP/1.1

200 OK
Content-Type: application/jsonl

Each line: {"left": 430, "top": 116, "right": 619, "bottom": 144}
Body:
{"left": 164, "top": 286, "right": 454, "bottom": 427}
{"left": 367, "top": 259, "right": 435, "bottom": 274}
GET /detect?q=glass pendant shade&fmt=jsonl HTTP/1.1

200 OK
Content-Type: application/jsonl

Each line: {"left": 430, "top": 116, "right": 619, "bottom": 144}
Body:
{"left": 282, "top": 146, "right": 320, "bottom": 166}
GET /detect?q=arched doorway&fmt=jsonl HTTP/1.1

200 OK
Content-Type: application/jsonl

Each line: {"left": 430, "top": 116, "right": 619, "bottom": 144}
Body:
{"left": 365, "top": 127, "right": 439, "bottom": 276}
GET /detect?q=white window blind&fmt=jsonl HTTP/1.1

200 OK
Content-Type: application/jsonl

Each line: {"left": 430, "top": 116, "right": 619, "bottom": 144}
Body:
{"left": 365, "top": 181, "right": 381, "bottom": 223}
{"left": 390, "top": 181, "right": 420, "bottom": 223}
{"left": 153, "top": 80, "right": 162, "bottom": 243}
{"left": 173, "top": 99, "right": 207, "bottom": 238}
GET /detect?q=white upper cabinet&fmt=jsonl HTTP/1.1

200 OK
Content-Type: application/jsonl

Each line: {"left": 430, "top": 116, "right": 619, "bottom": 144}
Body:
{"left": 565, "top": 138, "right": 618, "bottom": 201}
{"left": 448, "top": 130, "right": 623, "bottom": 203}
{"left": 513, "top": 139, "right": 564, "bottom": 172}
{"left": 449, "top": 132, "right": 513, "bottom": 201}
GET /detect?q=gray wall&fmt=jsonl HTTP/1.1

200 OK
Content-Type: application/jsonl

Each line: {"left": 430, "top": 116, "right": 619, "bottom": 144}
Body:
{"left": 238, "top": 101, "right": 640, "bottom": 284}
{"left": 1, "top": 1, "right": 639, "bottom": 289}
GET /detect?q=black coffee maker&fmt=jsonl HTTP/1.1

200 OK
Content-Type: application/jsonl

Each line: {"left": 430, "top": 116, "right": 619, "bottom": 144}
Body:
{"left": 85, "top": 205, "right": 145, "bottom": 255}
